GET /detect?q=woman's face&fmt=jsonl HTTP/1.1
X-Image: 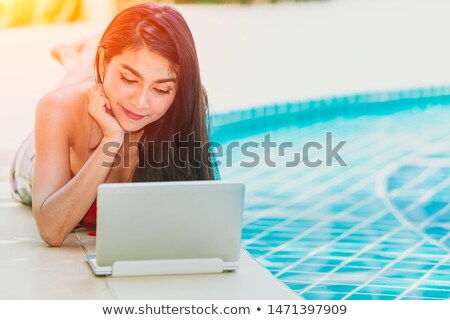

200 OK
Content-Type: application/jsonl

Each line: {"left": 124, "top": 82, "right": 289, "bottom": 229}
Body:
{"left": 100, "top": 48, "right": 177, "bottom": 133}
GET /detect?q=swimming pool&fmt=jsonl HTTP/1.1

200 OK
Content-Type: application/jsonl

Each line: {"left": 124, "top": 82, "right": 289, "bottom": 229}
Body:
{"left": 211, "top": 87, "right": 450, "bottom": 300}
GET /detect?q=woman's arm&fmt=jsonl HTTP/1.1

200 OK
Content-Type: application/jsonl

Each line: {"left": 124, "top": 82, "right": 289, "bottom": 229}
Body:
{"left": 32, "top": 92, "right": 123, "bottom": 247}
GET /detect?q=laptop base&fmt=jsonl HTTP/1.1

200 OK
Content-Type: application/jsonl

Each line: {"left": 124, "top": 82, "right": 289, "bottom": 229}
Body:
{"left": 88, "top": 255, "right": 238, "bottom": 277}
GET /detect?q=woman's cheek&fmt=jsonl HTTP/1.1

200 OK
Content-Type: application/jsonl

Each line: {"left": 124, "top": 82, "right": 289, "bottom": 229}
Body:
{"left": 102, "top": 77, "right": 115, "bottom": 102}
{"left": 109, "top": 82, "right": 131, "bottom": 105}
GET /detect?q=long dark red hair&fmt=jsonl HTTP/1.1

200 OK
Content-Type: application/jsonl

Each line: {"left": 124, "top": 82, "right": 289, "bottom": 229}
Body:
{"left": 94, "top": 3, "right": 219, "bottom": 181}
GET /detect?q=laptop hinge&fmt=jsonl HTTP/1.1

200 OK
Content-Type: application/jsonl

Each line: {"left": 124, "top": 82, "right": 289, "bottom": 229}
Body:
{"left": 111, "top": 258, "right": 224, "bottom": 277}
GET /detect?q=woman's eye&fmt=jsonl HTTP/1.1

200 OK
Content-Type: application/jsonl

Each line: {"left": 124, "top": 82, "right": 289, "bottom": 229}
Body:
{"left": 155, "top": 88, "right": 170, "bottom": 94}
{"left": 120, "top": 75, "right": 137, "bottom": 85}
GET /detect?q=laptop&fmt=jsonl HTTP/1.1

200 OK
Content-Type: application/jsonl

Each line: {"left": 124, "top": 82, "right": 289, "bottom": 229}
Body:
{"left": 87, "top": 180, "right": 245, "bottom": 277}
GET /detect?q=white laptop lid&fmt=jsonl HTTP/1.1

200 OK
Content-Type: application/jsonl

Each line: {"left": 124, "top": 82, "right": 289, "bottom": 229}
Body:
{"left": 95, "top": 180, "right": 244, "bottom": 268}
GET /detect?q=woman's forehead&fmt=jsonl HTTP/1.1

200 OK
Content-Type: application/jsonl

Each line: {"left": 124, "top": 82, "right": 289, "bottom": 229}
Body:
{"left": 111, "top": 48, "right": 177, "bottom": 81}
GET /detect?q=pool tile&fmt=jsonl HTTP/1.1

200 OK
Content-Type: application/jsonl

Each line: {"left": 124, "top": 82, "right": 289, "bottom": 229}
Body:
{"left": 405, "top": 289, "right": 450, "bottom": 299}
{"left": 213, "top": 92, "right": 450, "bottom": 300}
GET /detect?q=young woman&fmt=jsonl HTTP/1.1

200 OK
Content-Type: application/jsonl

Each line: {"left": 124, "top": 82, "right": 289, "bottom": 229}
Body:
{"left": 9, "top": 3, "right": 219, "bottom": 247}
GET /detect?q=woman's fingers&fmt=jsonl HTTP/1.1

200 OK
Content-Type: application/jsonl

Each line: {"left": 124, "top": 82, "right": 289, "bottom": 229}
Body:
{"left": 105, "top": 98, "right": 111, "bottom": 110}
{"left": 87, "top": 84, "right": 124, "bottom": 141}
{"left": 88, "top": 85, "right": 107, "bottom": 113}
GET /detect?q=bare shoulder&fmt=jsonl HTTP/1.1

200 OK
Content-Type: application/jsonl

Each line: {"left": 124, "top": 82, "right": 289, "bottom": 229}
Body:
{"left": 37, "top": 82, "right": 90, "bottom": 119}
{"left": 35, "top": 82, "right": 92, "bottom": 142}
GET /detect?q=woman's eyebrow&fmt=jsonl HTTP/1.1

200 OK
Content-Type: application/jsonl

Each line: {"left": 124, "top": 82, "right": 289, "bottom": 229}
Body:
{"left": 120, "top": 64, "right": 176, "bottom": 84}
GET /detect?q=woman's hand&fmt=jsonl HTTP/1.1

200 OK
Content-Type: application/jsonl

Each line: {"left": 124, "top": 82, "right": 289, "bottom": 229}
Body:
{"left": 88, "top": 84, "right": 124, "bottom": 141}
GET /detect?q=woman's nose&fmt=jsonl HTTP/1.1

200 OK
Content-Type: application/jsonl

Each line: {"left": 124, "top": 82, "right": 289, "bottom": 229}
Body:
{"left": 132, "top": 87, "right": 150, "bottom": 110}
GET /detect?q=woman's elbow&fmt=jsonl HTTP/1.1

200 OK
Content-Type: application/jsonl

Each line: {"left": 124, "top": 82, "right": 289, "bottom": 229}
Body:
{"left": 33, "top": 204, "right": 65, "bottom": 247}
{"left": 40, "top": 231, "right": 65, "bottom": 247}
{"left": 34, "top": 215, "right": 65, "bottom": 247}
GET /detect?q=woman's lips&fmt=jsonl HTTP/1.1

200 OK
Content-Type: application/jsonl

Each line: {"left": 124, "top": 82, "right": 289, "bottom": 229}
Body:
{"left": 122, "top": 106, "right": 145, "bottom": 120}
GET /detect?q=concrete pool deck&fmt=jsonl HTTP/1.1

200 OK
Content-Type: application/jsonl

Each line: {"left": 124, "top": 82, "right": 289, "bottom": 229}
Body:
{"left": 0, "top": 201, "right": 299, "bottom": 299}
{"left": 1, "top": 0, "right": 450, "bottom": 299}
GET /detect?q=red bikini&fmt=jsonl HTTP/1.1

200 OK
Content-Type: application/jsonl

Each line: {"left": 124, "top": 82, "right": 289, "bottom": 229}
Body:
{"left": 71, "top": 173, "right": 97, "bottom": 231}
{"left": 78, "top": 199, "right": 97, "bottom": 230}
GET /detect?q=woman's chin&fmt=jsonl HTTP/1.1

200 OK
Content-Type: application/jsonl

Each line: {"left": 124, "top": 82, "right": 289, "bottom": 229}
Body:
{"left": 118, "top": 122, "right": 145, "bottom": 138}
{"left": 117, "top": 120, "right": 140, "bottom": 132}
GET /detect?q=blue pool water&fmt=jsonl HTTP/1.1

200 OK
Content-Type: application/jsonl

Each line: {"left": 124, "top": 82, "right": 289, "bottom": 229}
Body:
{"left": 211, "top": 88, "right": 450, "bottom": 300}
